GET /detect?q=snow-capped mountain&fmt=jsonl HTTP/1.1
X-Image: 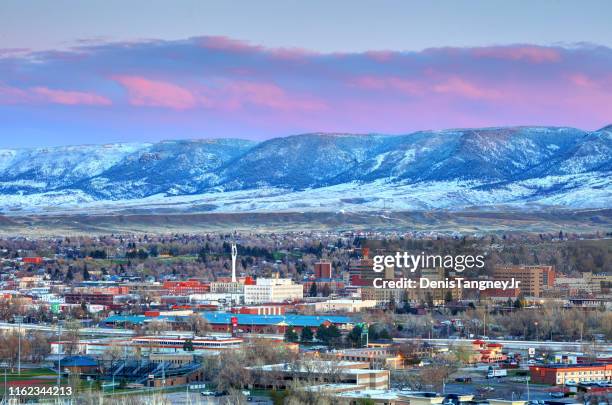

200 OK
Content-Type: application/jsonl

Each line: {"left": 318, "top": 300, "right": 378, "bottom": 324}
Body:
{"left": 0, "top": 126, "right": 610, "bottom": 213}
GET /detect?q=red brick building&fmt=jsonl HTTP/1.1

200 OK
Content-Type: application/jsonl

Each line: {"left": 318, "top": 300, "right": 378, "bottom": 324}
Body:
{"left": 530, "top": 363, "right": 612, "bottom": 385}
{"left": 64, "top": 293, "right": 114, "bottom": 306}
{"left": 314, "top": 261, "right": 332, "bottom": 279}
{"left": 22, "top": 257, "right": 43, "bottom": 264}
{"left": 163, "top": 280, "right": 210, "bottom": 294}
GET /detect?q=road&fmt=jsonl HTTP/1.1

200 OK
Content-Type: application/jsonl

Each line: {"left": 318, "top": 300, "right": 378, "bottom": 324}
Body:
{"left": 394, "top": 338, "right": 612, "bottom": 353}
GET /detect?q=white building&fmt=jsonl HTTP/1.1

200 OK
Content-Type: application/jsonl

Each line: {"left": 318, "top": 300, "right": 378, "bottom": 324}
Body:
{"left": 244, "top": 277, "right": 303, "bottom": 304}
{"left": 313, "top": 299, "right": 377, "bottom": 313}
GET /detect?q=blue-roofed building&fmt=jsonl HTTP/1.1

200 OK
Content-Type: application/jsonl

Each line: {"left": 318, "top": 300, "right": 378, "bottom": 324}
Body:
{"left": 101, "top": 311, "right": 355, "bottom": 335}
{"left": 202, "top": 311, "right": 354, "bottom": 334}
{"left": 54, "top": 355, "right": 98, "bottom": 375}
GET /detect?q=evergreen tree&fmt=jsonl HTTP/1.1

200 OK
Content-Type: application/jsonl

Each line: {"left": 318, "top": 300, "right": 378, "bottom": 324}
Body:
{"left": 346, "top": 325, "right": 364, "bottom": 347}
{"left": 284, "top": 327, "right": 299, "bottom": 343}
{"left": 378, "top": 328, "right": 391, "bottom": 340}
{"left": 444, "top": 291, "right": 453, "bottom": 304}
{"left": 514, "top": 297, "right": 523, "bottom": 309}
{"left": 316, "top": 324, "right": 342, "bottom": 348}
{"left": 300, "top": 327, "right": 314, "bottom": 342}
{"left": 309, "top": 283, "right": 318, "bottom": 297}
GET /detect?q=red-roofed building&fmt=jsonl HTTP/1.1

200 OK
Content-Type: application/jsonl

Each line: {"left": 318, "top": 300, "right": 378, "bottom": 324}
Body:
{"left": 469, "top": 340, "right": 507, "bottom": 363}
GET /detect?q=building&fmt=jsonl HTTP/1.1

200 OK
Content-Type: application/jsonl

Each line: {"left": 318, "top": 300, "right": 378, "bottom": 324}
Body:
{"left": 349, "top": 248, "right": 394, "bottom": 287}
{"left": 481, "top": 288, "right": 521, "bottom": 301}
{"left": 243, "top": 277, "right": 303, "bottom": 304}
{"left": 51, "top": 335, "right": 243, "bottom": 356}
{"left": 417, "top": 268, "right": 461, "bottom": 304}
{"left": 470, "top": 340, "right": 507, "bottom": 363}
{"left": 303, "top": 280, "right": 345, "bottom": 297}
{"left": 231, "top": 305, "right": 285, "bottom": 315}
{"left": 314, "top": 261, "right": 332, "bottom": 279}
{"left": 22, "top": 257, "right": 43, "bottom": 265}
{"left": 53, "top": 355, "right": 98, "bottom": 375}
{"left": 210, "top": 281, "right": 244, "bottom": 294}
{"left": 360, "top": 286, "right": 404, "bottom": 307}
{"left": 493, "top": 265, "right": 555, "bottom": 297}
{"left": 529, "top": 363, "right": 612, "bottom": 385}
{"left": 102, "top": 311, "right": 354, "bottom": 335}
{"left": 64, "top": 293, "right": 114, "bottom": 306}
{"left": 334, "top": 390, "right": 447, "bottom": 405}
{"left": 130, "top": 335, "right": 243, "bottom": 353}
{"left": 163, "top": 280, "right": 210, "bottom": 295}
{"left": 248, "top": 360, "right": 390, "bottom": 390}
{"left": 313, "top": 299, "right": 377, "bottom": 313}
{"left": 583, "top": 272, "right": 612, "bottom": 295}
{"left": 203, "top": 312, "right": 354, "bottom": 334}
{"left": 324, "top": 347, "right": 405, "bottom": 369}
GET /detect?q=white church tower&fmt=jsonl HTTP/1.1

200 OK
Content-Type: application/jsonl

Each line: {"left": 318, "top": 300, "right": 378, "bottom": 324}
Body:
{"left": 231, "top": 243, "right": 238, "bottom": 283}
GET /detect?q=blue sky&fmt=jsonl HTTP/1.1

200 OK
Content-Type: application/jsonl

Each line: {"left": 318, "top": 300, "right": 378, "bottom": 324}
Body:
{"left": 0, "top": 1, "right": 611, "bottom": 147}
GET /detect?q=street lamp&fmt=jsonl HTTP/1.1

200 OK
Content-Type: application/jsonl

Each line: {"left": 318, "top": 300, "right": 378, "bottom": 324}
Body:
{"left": 54, "top": 317, "right": 63, "bottom": 399}
{"left": 534, "top": 322, "right": 539, "bottom": 342}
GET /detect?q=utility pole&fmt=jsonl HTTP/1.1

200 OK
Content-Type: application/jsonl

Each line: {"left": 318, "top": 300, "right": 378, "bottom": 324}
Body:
{"left": 14, "top": 315, "right": 23, "bottom": 375}
{"left": 57, "top": 321, "right": 62, "bottom": 401}
{"left": 483, "top": 309, "right": 487, "bottom": 337}
{"left": 526, "top": 376, "right": 530, "bottom": 401}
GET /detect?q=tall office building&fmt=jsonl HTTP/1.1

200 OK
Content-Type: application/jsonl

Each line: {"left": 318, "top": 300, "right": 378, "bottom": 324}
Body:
{"left": 314, "top": 261, "right": 332, "bottom": 279}
{"left": 349, "top": 248, "right": 394, "bottom": 286}
{"left": 492, "top": 265, "right": 555, "bottom": 297}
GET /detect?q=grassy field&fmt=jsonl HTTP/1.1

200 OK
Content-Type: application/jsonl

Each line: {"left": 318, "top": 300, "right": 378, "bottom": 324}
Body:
{"left": 1, "top": 208, "right": 610, "bottom": 235}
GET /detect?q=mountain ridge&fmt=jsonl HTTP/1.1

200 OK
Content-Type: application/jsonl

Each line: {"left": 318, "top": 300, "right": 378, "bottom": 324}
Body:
{"left": 0, "top": 125, "right": 610, "bottom": 213}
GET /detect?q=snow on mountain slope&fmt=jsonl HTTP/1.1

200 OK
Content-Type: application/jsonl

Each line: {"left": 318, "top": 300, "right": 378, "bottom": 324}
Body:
{"left": 0, "top": 126, "right": 610, "bottom": 213}
{"left": 0, "top": 143, "right": 148, "bottom": 194}
{"left": 77, "top": 139, "right": 256, "bottom": 199}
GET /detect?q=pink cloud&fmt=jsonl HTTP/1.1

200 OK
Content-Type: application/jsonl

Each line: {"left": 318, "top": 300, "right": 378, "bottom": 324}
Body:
{"left": 0, "top": 83, "right": 111, "bottom": 106}
{"left": 0, "top": 83, "right": 29, "bottom": 104}
{"left": 473, "top": 46, "right": 561, "bottom": 63}
{"left": 569, "top": 73, "right": 596, "bottom": 87}
{"left": 352, "top": 75, "right": 501, "bottom": 100}
{"left": 31, "top": 87, "right": 111, "bottom": 106}
{"left": 113, "top": 76, "right": 200, "bottom": 110}
{"left": 433, "top": 77, "right": 502, "bottom": 100}
{"left": 222, "top": 81, "right": 326, "bottom": 111}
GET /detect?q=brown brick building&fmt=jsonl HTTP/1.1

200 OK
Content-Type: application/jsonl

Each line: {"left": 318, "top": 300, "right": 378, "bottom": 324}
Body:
{"left": 492, "top": 265, "right": 555, "bottom": 297}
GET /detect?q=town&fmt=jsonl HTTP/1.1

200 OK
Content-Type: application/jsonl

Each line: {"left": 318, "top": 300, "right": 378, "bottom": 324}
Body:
{"left": 0, "top": 230, "right": 609, "bottom": 404}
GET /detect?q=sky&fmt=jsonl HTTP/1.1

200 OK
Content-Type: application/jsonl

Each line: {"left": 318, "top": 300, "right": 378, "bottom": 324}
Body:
{"left": 0, "top": 1, "right": 611, "bottom": 147}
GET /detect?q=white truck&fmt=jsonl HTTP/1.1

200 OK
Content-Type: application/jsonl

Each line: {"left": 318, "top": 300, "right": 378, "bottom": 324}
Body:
{"left": 487, "top": 366, "right": 507, "bottom": 379}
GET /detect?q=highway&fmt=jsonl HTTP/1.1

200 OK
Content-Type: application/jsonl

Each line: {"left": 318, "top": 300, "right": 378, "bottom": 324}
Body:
{"left": 394, "top": 338, "right": 612, "bottom": 353}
